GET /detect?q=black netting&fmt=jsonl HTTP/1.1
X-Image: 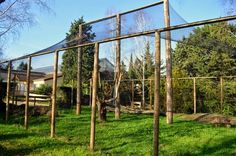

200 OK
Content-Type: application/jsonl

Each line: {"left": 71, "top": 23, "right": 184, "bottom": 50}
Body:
{"left": 83, "top": 17, "right": 117, "bottom": 43}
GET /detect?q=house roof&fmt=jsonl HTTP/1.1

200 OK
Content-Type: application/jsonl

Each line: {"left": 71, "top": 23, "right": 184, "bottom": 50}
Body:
{"left": 33, "top": 73, "right": 63, "bottom": 82}
{"left": 0, "top": 69, "right": 46, "bottom": 82}
{"left": 99, "top": 58, "right": 114, "bottom": 72}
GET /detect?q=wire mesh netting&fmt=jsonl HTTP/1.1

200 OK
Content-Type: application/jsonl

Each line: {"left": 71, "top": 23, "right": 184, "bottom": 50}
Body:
{"left": 167, "top": 19, "right": 236, "bottom": 114}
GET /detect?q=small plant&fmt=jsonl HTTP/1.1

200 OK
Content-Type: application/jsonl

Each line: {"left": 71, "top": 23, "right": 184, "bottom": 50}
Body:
{"left": 34, "top": 84, "right": 52, "bottom": 95}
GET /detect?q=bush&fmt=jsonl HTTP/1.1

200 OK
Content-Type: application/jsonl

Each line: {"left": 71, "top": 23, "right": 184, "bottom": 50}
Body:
{"left": 34, "top": 84, "right": 52, "bottom": 95}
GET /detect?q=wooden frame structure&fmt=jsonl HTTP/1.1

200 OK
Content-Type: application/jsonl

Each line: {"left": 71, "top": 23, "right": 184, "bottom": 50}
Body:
{"left": 0, "top": 0, "right": 236, "bottom": 155}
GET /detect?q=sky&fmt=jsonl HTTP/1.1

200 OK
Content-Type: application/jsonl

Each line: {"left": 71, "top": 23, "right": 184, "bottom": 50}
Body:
{"left": 2, "top": 0, "right": 229, "bottom": 68}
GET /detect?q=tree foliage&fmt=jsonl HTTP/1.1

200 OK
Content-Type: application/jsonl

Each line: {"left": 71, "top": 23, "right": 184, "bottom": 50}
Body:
{"left": 173, "top": 22, "right": 236, "bottom": 115}
{"left": 16, "top": 61, "right": 32, "bottom": 70}
{"left": 173, "top": 22, "right": 236, "bottom": 77}
{"left": 61, "top": 17, "right": 95, "bottom": 87}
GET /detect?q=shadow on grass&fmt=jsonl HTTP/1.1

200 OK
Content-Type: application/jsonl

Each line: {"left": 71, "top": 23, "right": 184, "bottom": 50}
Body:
{"left": 180, "top": 137, "right": 236, "bottom": 155}
{"left": 0, "top": 133, "right": 36, "bottom": 141}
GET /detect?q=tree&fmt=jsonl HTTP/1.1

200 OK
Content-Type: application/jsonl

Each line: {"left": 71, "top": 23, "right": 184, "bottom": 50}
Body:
{"left": 144, "top": 42, "right": 154, "bottom": 79}
{"left": 128, "top": 54, "right": 136, "bottom": 79}
{"left": 61, "top": 17, "right": 95, "bottom": 90}
{"left": 16, "top": 61, "right": 32, "bottom": 70}
{"left": 0, "top": 0, "right": 52, "bottom": 48}
{"left": 221, "top": 0, "right": 236, "bottom": 15}
{"left": 173, "top": 22, "right": 236, "bottom": 114}
{"left": 173, "top": 22, "right": 236, "bottom": 77}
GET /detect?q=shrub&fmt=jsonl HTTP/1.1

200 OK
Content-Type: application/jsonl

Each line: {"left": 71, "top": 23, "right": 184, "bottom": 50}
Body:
{"left": 34, "top": 84, "right": 52, "bottom": 95}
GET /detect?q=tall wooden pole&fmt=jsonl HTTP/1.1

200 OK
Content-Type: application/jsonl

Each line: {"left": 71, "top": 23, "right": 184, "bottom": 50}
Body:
{"left": 6, "top": 61, "right": 12, "bottom": 122}
{"left": 51, "top": 51, "right": 59, "bottom": 138}
{"left": 220, "top": 77, "right": 224, "bottom": 113}
{"left": 142, "top": 58, "right": 145, "bottom": 109}
{"left": 153, "top": 31, "right": 161, "bottom": 156}
{"left": 90, "top": 43, "right": 99, "bottom": 151}
{"left": 150, "top": 79, "right": 153, "bottom": 110}
{"left": 115, "top": 14, "right": 121, "bottom": 119}
{"left": 76, "top": 24, "right": 83, "bottom": 115}
{"left": 193, "top": 78, "right": 197, "bottom": 114}
{"left": 24, "top": 57, "right": 31, "bottom": 129}
{"left": 131, "top": 80, "right": 134, "bottom": 108}
{"left": 164, "top": 0, "right": 173, "bottom": 124}
{"left": 89, "top": 79, "right": 92, "bottom": 107}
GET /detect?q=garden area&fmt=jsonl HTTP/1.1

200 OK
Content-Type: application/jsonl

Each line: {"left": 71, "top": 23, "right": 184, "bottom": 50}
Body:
{"left": 0, "top": 0, "right": 236, "bottom": 155}
{"left": 0, "top": 106, "right": 236, "bottom": 156}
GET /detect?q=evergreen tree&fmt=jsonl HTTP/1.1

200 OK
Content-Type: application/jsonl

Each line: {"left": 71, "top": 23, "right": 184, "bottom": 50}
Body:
{"left": 17, "top": 62, "right": 32, "bottom": 70}
{"left": 144, "top": 42, "right": 154, "bottom": 78}
{"left": 173, "top": 22, "right": 236, "bottom": 77}
{"left": 61, "top": 17, "right": 95, "bottom": 87}
{"left": 128, "top": 54, "right": 136, "bottom": 79}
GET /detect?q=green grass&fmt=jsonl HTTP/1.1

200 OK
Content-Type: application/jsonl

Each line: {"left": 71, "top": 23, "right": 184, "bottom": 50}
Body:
{"left": 0, "top": 106, "right": 236, "bottom": 156}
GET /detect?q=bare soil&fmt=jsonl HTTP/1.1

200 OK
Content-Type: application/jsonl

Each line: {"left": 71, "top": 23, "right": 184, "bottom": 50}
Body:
{"left": 177, "top": 113, "right": 236, "bottom": 126}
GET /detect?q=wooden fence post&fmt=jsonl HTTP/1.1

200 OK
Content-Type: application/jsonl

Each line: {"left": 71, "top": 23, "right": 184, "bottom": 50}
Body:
{"left": 131, "top": 80, "right": 134, "bottom": 108}
{"left": 220, "top": 77, "right": 224, "bottom": 113}
{"left": 90, "top": 43, "right": 99, "bottom": 151}
{"left": 150, "top": 79, "right": 153, "bottom": 110}
{"left": 164, "top": 0, "right": 173, "bottom": 124}
{"left": 193, "top": 78, "right": 197, "bottom": 114}
{"left": 153, "top": 31, "right": 161, "bottom": 156}
{"left": 89, "top": 78, "right": 92, "bottom": 107}
{"left": 24, "top": 56, "right": 31, "bottom": 129}
{"left": 115, "top": 14, "right": 121, "bottom": 119}
{"left": 6, "top": 61, "right": 12, "bottom": 122}
{"left": 51, "top": 51, "right": 59, "bottom": 138}
{"left": 76, "top": 24, "right": 83, "bottom": 115}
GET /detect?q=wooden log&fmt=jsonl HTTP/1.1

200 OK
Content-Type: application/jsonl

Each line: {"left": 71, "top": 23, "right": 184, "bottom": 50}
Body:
{"left": 24, "top": 56, "right": 31, "bottom": 129}
{"left": 51, "top": 51, "right": 59, "bottom": 138}
{"left": 153, "top": 31, "right": 161, "bottom": 156}
{"left": 115, "top": 14, "right": 121, "bottom": 119}
{"left": 193, "top": 78, "right": 197, "bottom": 114}
{"left": 150, "top": 79, "right": 153, "bottom": 110}
{"left": 164, "top": 0, "right": 173, "bottom": 124}
{"left": 220, "top": 77, "right": 224, "bottom": 113}
{"left": 76, "top": 24, "right": 83, "bottom": 115}
{"left": 90, "top": 43, "right": 99, "bottom": 151}
{"left": 6, "top": 61, "right": 12, "bottom": 122}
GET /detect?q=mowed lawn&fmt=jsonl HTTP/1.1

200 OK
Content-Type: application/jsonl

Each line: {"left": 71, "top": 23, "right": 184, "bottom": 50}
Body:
{"left": 0, "top": 106, "right": 236, "bottom": 156}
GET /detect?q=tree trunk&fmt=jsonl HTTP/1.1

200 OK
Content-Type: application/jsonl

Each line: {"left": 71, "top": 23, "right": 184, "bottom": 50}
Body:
{"left": 115, "top": 14, "right": 121, "bottom": 119}
{"left": 164, "top": 0, "right": 173, "bottom": 124}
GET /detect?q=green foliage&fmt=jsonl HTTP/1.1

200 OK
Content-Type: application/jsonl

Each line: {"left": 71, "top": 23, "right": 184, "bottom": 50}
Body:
{"left": 173, "top": 22, "right": 236, "bottom": 77}
{"left": 173, "top": 22, "right": 236, "bottom": 114}
{"left": 128, "top": 54, "right": 136, "bottom": 79}
{"left": 172, "top": 67, "right": 194, "bottom": 113}
{"left": 16, "top": 62, "right": 32, "bottom": 70}
{"left": 34, "top": 84, "right": 52, "bottom": 95}
{"left": 144, "top": 42, "right": 154, "bottom": 78}
{"left": 223, "top": 79, "right": 236, "bottom": 116}
{"left": 61, "top": 17, "right": 95, "bottom": 86}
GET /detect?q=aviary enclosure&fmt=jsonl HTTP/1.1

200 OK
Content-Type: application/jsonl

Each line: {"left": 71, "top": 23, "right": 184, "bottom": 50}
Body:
{"left": 0, "top": 0, "right": 236, "bottom": 155}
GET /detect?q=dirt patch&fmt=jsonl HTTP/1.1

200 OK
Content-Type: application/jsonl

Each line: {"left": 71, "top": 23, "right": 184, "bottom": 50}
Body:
{"left": 179, "top": 113, "right": 236, "bottom": 126}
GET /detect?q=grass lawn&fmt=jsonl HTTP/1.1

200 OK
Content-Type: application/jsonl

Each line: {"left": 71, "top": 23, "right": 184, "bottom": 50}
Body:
{"left": 0, "top": 106, "right": 236, "bottom": 156}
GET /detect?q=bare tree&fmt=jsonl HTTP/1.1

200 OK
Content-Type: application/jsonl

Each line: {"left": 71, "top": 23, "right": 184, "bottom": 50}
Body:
{"left": 132, "top": 10, "right": 153, "bottom": 108}
{"left": 220, "top": 0, "right": 236, "bottom": 15}
{"left": 0, "top": 0, "right": 52, "bottom": 47}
